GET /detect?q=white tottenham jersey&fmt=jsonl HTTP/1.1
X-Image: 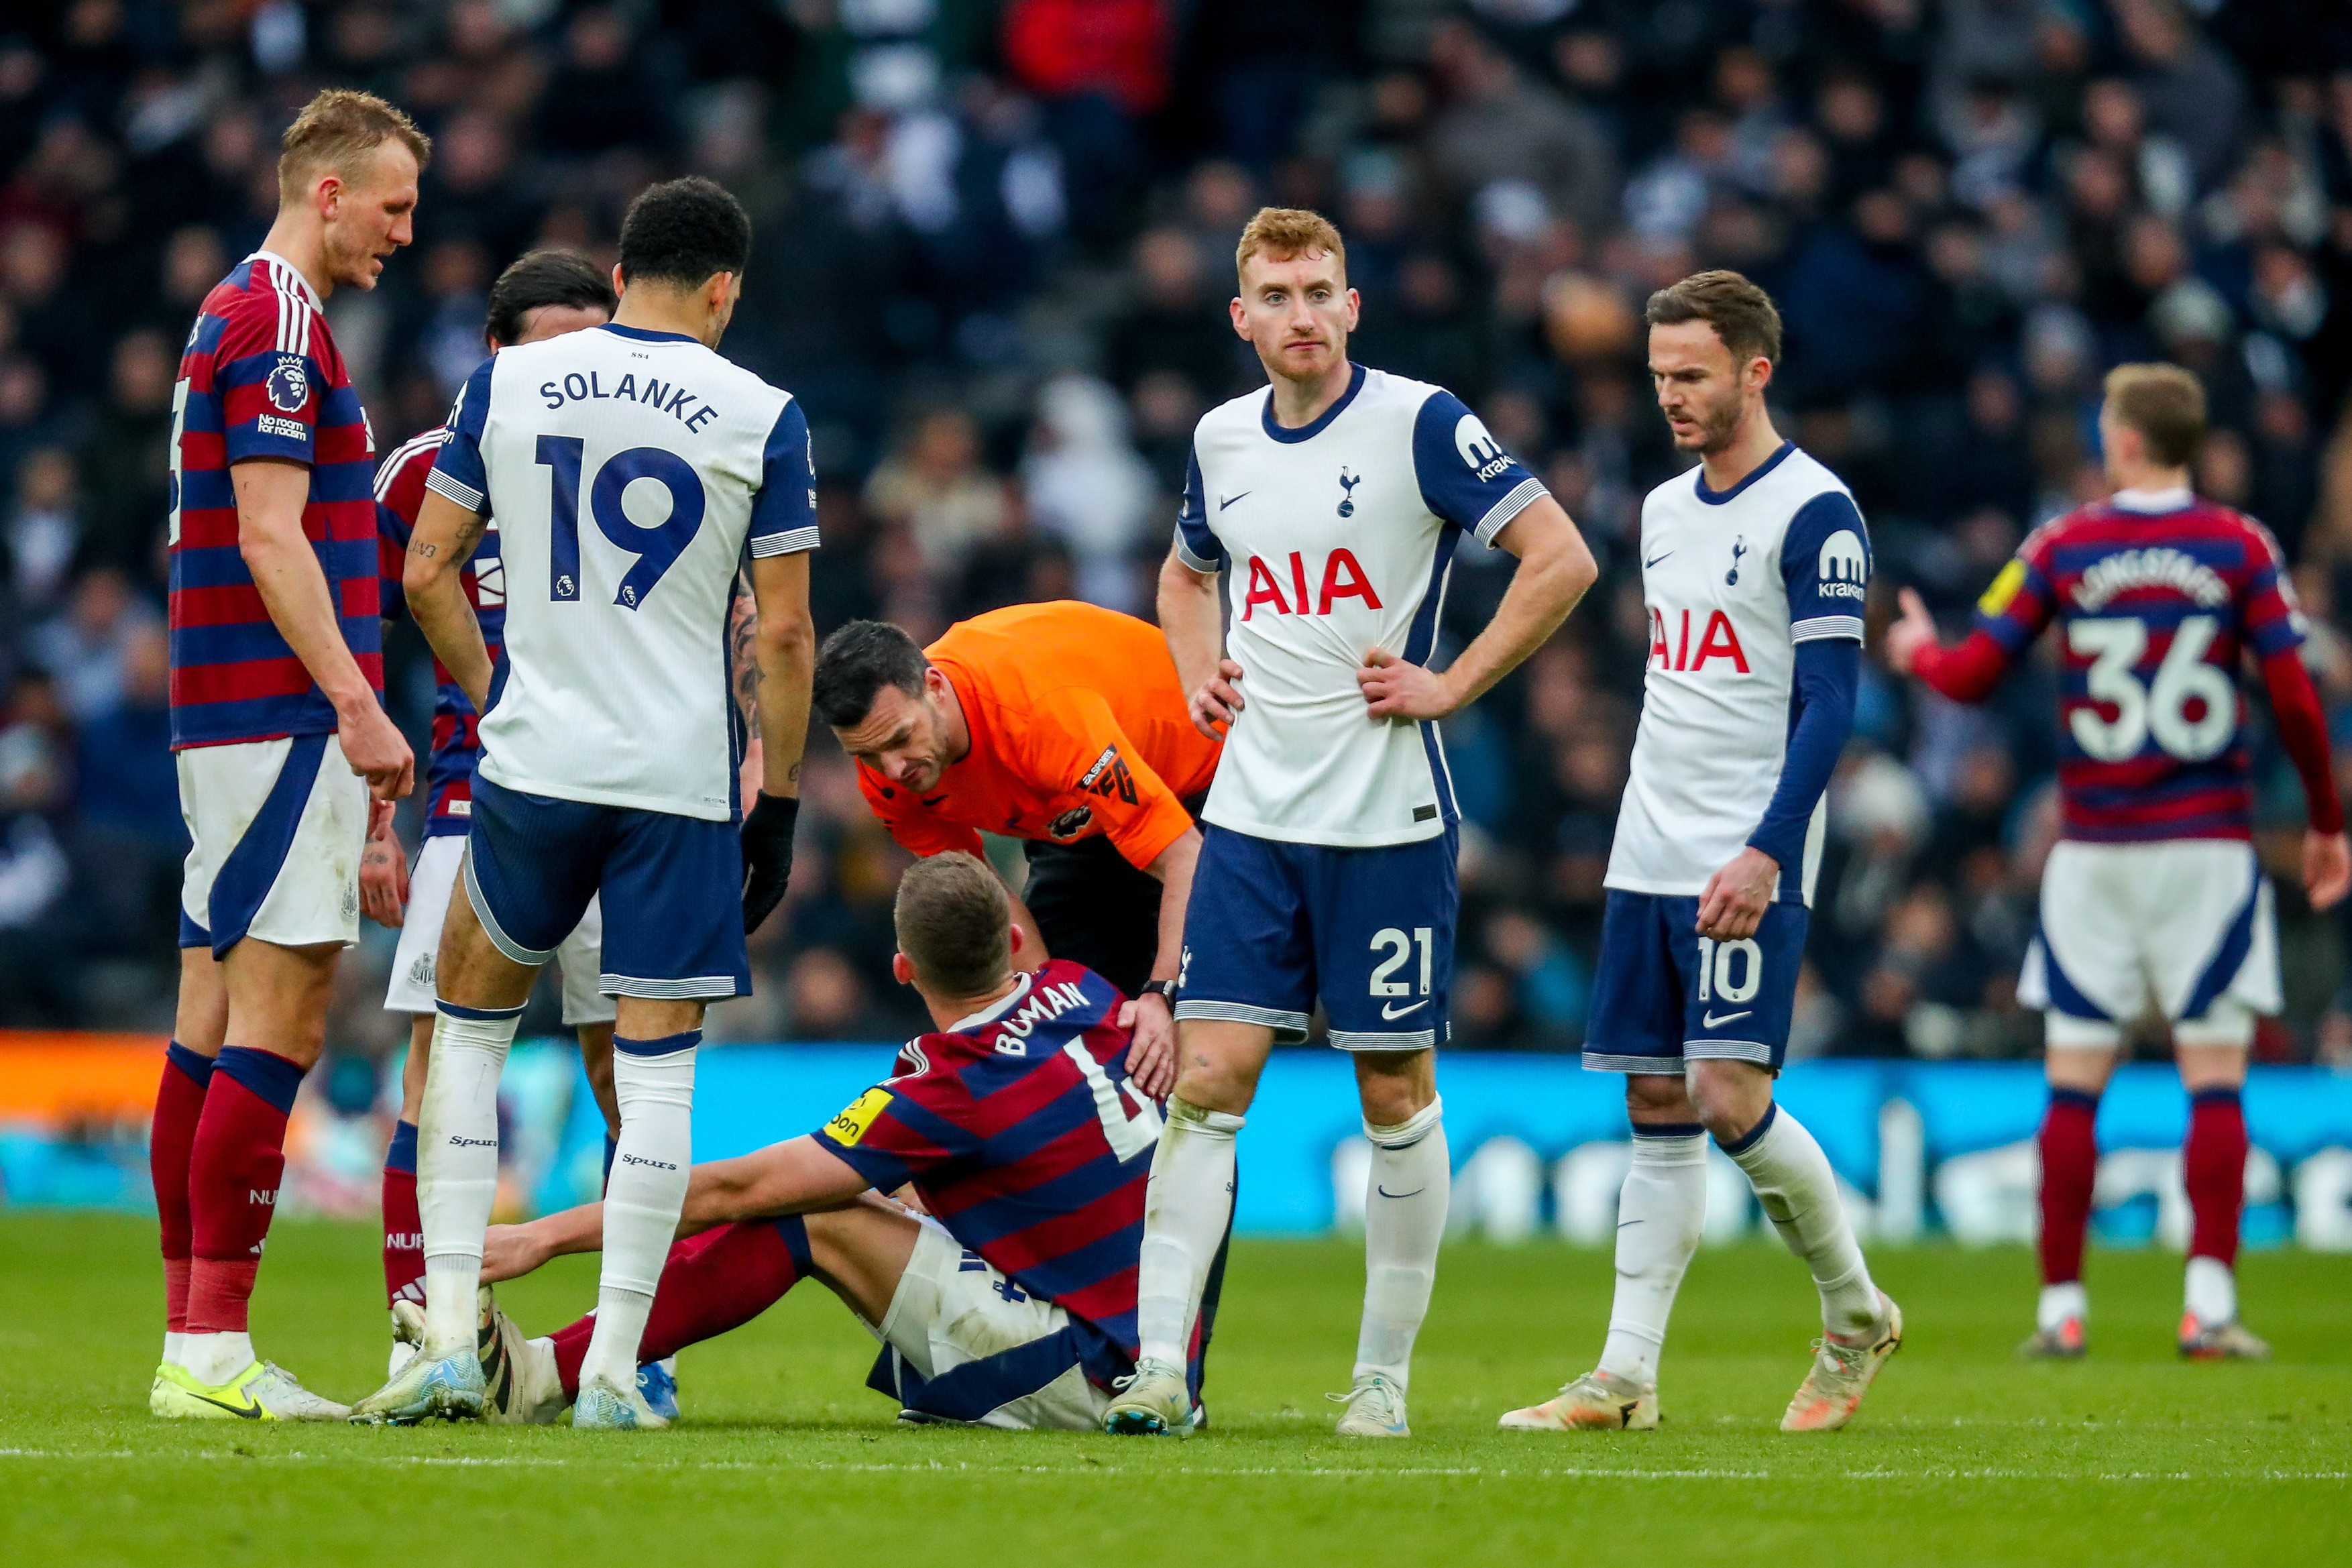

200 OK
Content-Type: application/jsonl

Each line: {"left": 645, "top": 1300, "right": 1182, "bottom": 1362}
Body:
{"left": 1606, "top": 443, "right": 1869, "bottom": 903}
{"left": 427, "top": 323, "right": 818, "bottom": 821}
{"left": 1176, "top": 363, "right": 1549, "bottom": 846}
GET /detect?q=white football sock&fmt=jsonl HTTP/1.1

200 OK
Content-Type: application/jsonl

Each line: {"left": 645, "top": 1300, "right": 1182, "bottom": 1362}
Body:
{"left": 1134, "top": 1095, "right": 1245, "bottom": 1369}
{"left": 178, "top": 1329, "right": 254, "bottom": 1386}
{"left": 2037, "top": 1281, "right": 2088, "bottom": 1331}
{"left": 2184, "top": 1255, "right": 2237, "bottom": 1325}
{"left": 1355, "top": 1096, "right": 1448, "bottom": 1394}
{"left": 579, "top": 1036, "right": 697, "bottom": 1391}
{"left": 162, "top": 1329, "right": 184, "bottom": 1367}
{"left": 1598, "top": 1125, "right": 1708, "bottom": 1388}
{"left": 417, "top": 1003, "right": 519, "bottom": 1356}
{"left": 1724, "top": 1104, "right": 1882, "bottom": 1337}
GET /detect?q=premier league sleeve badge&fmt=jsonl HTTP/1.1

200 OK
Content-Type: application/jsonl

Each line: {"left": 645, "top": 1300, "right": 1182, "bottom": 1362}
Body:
{"left": 265, "top": 353, "right": 310, "bottom": 414}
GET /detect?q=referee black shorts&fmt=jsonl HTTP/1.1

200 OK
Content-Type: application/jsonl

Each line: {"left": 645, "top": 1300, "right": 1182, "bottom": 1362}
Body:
{"left": 1019, "top": 836, "right": 1166, "bottom": 997}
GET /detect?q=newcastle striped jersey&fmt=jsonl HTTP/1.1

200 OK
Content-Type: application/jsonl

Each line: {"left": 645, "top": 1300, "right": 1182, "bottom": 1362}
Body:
{"left": 168, "top": 251, "right": 382, "bottom": 748}
{"left": 375, "top": 427, "right": 500, "bottom": 836}
{"left": 814, "top": 960, "right": 1213, "bottom": 1386}
{"left": 1966, "top": 490, "right": 2304, "bottom": 841}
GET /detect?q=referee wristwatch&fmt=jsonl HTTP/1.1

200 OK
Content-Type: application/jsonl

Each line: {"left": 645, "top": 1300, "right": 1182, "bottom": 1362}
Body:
{"left": 1137, "top": 979, "right": 1178, "bottom": 1006}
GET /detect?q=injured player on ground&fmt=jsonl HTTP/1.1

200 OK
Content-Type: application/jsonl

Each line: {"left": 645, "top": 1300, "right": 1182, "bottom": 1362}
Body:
{"left": 447, "top": 851, "right": 1214, "bottom": 1431}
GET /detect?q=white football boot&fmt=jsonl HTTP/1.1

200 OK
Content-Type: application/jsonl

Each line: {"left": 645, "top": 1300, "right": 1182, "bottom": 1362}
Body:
{"left": 1330, "top": 1374, "right": 1410, "bottom": 1437}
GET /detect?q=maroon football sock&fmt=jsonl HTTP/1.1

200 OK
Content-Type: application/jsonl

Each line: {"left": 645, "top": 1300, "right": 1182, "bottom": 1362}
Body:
{"left": 2184, "top": 1088, "right": 2247, "bottom": 1268}
{"left": 382, "top": 1120, "right": 423, "bottom": 1311}
{"left": 151, "top": 1044, "right": 214, "bottom": 1335}
{"left": 2037, "top": 1089, "right": 2099, "bottom": 1288}
{"left": 549, "top": 1219, "right": 811, "bottom": 1398}
{"left": 185, "top": 1047, "right": 306, "bottom": 1336}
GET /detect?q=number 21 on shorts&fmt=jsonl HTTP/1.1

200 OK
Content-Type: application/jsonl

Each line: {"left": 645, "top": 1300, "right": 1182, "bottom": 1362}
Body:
{"left": 1370, "top": 926, "right": 1435, "bottom": 1010}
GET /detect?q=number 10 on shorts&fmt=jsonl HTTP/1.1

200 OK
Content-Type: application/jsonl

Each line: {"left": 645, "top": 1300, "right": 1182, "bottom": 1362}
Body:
{"left": 1695, "top": 935, "right": 1760, "bottom": 1004}
{"left": 1371, "top": 927, "right": 1435, "bottom": 997}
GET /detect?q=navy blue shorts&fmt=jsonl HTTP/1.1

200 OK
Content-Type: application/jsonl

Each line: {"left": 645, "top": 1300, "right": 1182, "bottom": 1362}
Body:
{"left": 1582, "top": 889, "right": 1807, "bottom": 1073}
{"left": 463, "top": 776, "right": 750, "bottom": 1001}
{"left": 1175, "top": 823, "right": 1456, "bottom": 1052}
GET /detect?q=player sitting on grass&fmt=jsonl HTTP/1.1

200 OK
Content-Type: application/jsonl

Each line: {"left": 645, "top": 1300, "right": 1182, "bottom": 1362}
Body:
{"left": 460, "top": 852, "right": 1207, "bottom": 1430}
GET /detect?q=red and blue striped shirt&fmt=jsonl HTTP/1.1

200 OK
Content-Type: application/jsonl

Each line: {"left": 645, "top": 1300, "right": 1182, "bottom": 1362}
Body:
{"left": 814, "top": 960, "right": 1209, "bottom": 1382}
{"left": 376, "top": 427, "right": 502, "bottom": 837}
{"left": 168, "top": 251, "right": 382, "bottom": 749}
{"left": 1941, "top": 491, "right": 2308, "bottom": 842}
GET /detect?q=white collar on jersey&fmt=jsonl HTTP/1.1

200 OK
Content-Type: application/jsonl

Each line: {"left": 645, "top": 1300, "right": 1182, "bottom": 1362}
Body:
{"left": 946, "top": 969, "right": 1037, "bottom": 1033}
{"left": 2110, "top": 485, "right": 2195, "bottom": 514}
{"left": 247, "top": 249, "right": 323, "bottom": 312}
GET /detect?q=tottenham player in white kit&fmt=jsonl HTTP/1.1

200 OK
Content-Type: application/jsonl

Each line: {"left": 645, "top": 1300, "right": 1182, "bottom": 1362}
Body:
{"left": 1502, "top": 273, "right": 1900, "bottom": 1437}
{"left": 1106, "top": 209, "right": 1598, "bottom": 1438}
{"left": 352, "top": 179, "right": 818, "bottom": 1429}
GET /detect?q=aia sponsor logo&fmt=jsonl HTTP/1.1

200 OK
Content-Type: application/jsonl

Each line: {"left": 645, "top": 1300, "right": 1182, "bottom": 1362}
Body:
{"left": 1242, "top": 548, "right": 1383, "bottom": 620}
{"left": 1648, "top": 606, "right": 1750, "bottom": 673}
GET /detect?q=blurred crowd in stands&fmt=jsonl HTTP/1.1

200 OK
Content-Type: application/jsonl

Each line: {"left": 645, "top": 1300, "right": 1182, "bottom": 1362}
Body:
{"left": 4, "top": 0, "right": 2352, "bottom": 1069}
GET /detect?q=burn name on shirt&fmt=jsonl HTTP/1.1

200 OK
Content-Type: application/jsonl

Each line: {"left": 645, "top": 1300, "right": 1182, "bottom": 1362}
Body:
{"left": 539, "top": 370, "right": 722, "bottom": 434}
{"left": 991, "top": 978, "right": 1095, "bottom": 1055}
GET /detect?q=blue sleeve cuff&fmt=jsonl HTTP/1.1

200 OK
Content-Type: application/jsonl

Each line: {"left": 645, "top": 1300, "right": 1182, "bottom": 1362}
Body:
{"left": 1412, "top": 388, "right": 1546, "bottom": 538}
{"left": 748, "top": 397, "right": 820, "bottom": 555}
{"left": 1174, "top": 443, "right": 1224, "bottom": 569}
{"left": 427, "top": 357, "right": 495, "bottom": 512}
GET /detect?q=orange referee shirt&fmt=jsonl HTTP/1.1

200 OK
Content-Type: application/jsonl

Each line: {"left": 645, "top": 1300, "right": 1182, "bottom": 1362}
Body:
{"left": 858, "top": 602, "right": 1223, "bottom": 871}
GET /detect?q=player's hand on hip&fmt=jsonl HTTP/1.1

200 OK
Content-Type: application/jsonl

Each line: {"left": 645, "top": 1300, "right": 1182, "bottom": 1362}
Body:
{"left": 1119, "top": 991, "right": 1178, "bottom": 1099}
{"left": 1884, "top": 587, "right": 1938, "bottom": 675}
{"left": 337, "top": 701, "right": 415, "bottom": 800}
{"left": 1356, "top": 647, "right": 1457, "bottom": 720}
{"left": 1696, "top": 847, "right": 1779, "bottom": 941}
{"left": 359, "top": 801, "right": 408, "bottom": 927}
{"left": 2304, "top": 829, "right": 2351, "bottom": 911}
{"left": 740, "top": 792, "right": 800, "bottom": 932}
{"left": 1190, "top": 659, "right": 1245, "bottom": 738}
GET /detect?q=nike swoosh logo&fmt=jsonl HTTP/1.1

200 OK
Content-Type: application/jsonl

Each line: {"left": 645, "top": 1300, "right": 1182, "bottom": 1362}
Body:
{"left": 1380, "top": 999, "right": 1429, "bottom": 1019}
{"left": 1378, "top": 1186, "right": 1425, "bottom": 1199}
{"left": 1219, "top": 492, "right": 1250, "bottom": 510}
{"left": 1701, "top": 1009, "right": 1752, "bottom": 1027}
{"left": 921, "top": 795, "right": 946, "bottom": 807}
{"left": 1644, "top": 551, "right": 1674, "bottom": 567}
{"left": 189, "top": 1388, "right": 264, "bottom": 1419}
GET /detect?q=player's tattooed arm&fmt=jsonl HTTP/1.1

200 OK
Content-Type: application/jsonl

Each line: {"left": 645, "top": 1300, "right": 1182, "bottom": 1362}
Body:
{"left": 728, "top": 569, "right": 763, "bottom": 738}
{"left": 403, "top": 488, "right": 497, "bottom": 712}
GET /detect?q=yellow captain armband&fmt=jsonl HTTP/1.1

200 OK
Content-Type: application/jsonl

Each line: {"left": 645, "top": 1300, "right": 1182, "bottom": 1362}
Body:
{"left": 825, "top": 1088, "right": 893, "bottom": 1147}
{"left": 1977, "top": 559, "right": 2027, "bottom": 618}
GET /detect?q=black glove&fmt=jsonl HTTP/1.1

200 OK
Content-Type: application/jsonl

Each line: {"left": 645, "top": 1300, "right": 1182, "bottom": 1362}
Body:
{"left": 740, "top": 792, "right": 799, "bottom": 932}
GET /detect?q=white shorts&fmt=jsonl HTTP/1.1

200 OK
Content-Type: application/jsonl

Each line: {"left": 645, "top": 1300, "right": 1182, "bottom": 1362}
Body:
{"left": 178, "top": 734, "right": 368, "bottom": 956}
{"left": 2018, "top": 839, "right": 2279, "bottom": 1048}
{"left": 865, "top": 1216, "right": 1115, "bottom": 1431}
{"left": 384, "top": 835, "right": 614, "bottom": 1026}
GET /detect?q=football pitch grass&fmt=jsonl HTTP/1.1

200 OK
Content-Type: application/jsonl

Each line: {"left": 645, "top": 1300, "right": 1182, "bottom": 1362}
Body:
{"left": 2, "top": 1215, "right": 2347, "bottom": 1565}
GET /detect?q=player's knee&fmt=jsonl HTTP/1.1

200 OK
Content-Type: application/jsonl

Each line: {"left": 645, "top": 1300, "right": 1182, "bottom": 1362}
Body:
{"left": 1624, "top": 1072, "right": 1696, "bottom": 1122}
{"left": 1172, "top": 1056, "right": 1256, "bottom": 1115}
{"left": 1685, "top": 1060, "right": 1773, "bottom": 1143}
{"left": 1352, "top": 1049, "right": 1435, "bottom": 1126}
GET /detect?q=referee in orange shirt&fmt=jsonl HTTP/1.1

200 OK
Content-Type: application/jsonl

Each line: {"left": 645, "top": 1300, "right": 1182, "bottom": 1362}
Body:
{"left": 812, "top": 602, "right": 1223, "bottom": 1091}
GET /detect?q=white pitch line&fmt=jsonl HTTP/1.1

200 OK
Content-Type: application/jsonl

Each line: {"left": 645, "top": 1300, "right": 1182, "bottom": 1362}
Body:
{"left": 0, "top": 1449, "right": 2343, "bottom": 1482}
